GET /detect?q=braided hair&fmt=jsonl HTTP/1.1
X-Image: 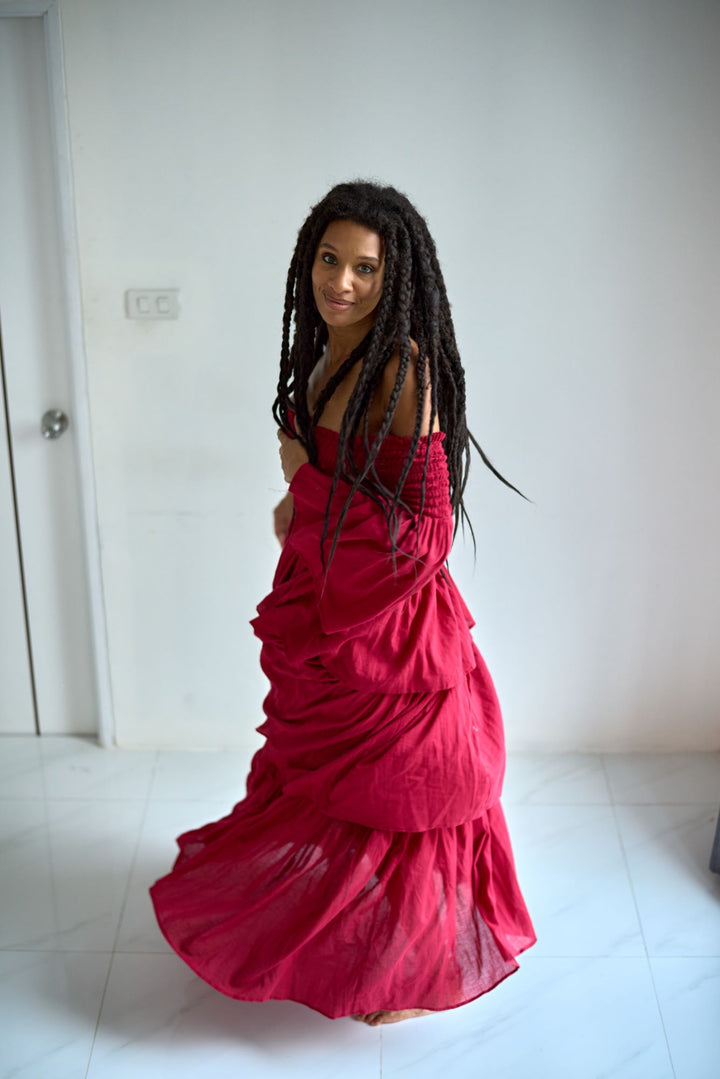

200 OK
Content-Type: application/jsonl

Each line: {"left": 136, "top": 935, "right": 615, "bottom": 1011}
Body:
{"left": 272, "top": 180, "right": 526, "bottom": 573}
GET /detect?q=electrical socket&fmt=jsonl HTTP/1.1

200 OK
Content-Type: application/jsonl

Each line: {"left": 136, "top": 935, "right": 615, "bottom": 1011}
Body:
{"left": 125, "top": 289, "right": 180, "bottom": 319}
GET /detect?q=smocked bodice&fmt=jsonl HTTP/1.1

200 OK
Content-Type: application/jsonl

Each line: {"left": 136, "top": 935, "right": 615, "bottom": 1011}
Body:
{"left": 286, "top": 407, "right": 451, "bottom": 517}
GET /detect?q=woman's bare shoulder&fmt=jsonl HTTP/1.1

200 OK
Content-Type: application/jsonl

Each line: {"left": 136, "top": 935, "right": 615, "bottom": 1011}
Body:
{"left": 380, "top": 341, "right": 439, "bottom": 437}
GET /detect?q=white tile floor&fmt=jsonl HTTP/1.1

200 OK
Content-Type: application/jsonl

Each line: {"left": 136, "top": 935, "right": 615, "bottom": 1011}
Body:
{"left": 1, "top": 736, "right": 719, "bottom": 1079}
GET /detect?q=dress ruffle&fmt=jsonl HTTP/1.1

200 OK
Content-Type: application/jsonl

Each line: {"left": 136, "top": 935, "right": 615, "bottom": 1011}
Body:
{"left": 151, "top": 764, "right": 532, "bottom": 1019}
{"left": 149, "top": 416, "right": 536, "bottom": 1019}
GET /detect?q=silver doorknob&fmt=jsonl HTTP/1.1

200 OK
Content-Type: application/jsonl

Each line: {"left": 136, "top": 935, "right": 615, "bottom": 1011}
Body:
{"left": 41, "top": 409, "right": 69, "bottom": 440}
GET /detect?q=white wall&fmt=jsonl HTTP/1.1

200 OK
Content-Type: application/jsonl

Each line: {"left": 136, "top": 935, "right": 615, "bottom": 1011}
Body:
{"left": 57, "top": 0, "right": 720, "bottom": 750}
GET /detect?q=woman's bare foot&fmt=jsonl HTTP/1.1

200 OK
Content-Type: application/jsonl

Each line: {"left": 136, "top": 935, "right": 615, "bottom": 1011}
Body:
{"left": 351, "top": 1008, "right": 433, "bottom": 1026}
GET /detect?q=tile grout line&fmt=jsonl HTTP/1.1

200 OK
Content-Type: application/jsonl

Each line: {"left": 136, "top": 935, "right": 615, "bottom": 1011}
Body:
{"left": 37, "top": 736, "right": 109, "bottom": 1079}
{"left": 599, "top": 754, "right": 679, "bottom": 1079}
{"left": 109, "top": 748, "right": 160, "bottom": 953}
{"left": 82, "top": 748, "right": 160, "bottom": 1079}
{"left": 38, "top": 745, "right": 63, "bottom": 961}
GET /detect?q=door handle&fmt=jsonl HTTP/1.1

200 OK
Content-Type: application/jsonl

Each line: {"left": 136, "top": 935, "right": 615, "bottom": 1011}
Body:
{"left": 41, "top": 409, "right": 69, "bottom": 440}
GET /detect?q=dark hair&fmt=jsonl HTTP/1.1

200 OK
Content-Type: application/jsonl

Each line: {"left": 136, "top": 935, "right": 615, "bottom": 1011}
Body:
{"left": 273, "top": 179, "right": 527, "bottom": 572}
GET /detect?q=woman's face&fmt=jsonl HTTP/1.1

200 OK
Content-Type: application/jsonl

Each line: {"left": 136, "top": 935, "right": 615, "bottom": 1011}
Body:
{"left": 311, "top": 219, "right": 385, "bottom": 330}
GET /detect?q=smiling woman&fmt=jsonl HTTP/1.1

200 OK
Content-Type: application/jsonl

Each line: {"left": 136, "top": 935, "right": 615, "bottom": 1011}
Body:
{"left": 312, "top": 220, "right": 385, "bottom": 325}
{"left": 149, "top": 180, "right": 536, "bottom": 1027}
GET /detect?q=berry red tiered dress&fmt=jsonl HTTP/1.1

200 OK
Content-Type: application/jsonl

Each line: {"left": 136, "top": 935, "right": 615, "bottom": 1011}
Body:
{"left": 149, "top": 413, "right": 536, "bottom": 1019}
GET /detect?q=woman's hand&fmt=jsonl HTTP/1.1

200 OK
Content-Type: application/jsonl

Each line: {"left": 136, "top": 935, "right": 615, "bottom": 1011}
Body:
{"left": 277, "top": 429, "right": 309, "bottom": 485}
{"left": 273, "top": 491, "right": 294, "bottom": 547}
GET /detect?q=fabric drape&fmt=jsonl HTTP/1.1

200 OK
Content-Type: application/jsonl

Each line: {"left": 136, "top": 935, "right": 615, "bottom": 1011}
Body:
{"left": 149, "top": 413, "right": 536, "bottom": 1019}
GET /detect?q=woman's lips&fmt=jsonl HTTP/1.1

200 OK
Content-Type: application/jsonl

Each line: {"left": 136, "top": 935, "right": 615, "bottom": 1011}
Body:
{"left": 324, "top": 293, "right": 353, "bottom": 311}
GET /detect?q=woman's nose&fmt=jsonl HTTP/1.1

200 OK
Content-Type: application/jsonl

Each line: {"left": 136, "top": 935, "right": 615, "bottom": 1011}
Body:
{"left": 330, "top": 265, "right": 353, "bottom": 293}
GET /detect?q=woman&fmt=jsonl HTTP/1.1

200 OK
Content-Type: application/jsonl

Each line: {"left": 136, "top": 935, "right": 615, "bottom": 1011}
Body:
{"left": 149, "top": 181, "right": 536, "bottom": 1026}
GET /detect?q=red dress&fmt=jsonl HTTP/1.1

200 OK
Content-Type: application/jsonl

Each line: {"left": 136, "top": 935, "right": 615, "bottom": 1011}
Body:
{"left": 149, "top": 413, "right": 536, "bottom": 1019}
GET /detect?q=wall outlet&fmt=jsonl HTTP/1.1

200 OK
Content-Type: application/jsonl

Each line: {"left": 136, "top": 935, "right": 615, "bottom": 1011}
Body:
{"left": 125, "top": 289, "right": 180, "bottom": 319}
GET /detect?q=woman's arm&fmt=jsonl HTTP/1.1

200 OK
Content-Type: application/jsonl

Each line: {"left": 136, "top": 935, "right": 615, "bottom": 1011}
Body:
{"left": 273, "top": 491, "right": 294, "bottom": 546}
{"left": 379, "top": 343, "right": 440, "bottom": 438}
{"left": 277, "top": 429, "right": 309, "bottom": 484}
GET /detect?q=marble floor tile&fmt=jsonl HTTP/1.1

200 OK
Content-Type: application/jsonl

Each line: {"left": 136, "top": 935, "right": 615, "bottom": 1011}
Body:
{"left": 0, "top": 798, "right": 146, "bottom": 951}
{"left": 38, "top": 736, "right": 157, "bottom": 800}
{"left": 380, "top": 956, "right": 673, "bottom": 1079}
{"left": 603, "top": 751, "right": 720, "bottom": 804}
{"left": 504, "top": 803, "right": 645, "bottom": 956}
{"left": 3, "top": 743, "right": 719, "bottom": 1078}
{"left": 86, "top": 953, "right": 381, "bottom": 1079}
{"left": 116, "top": 799, "right": 234, "bottom": 953}
{"left": 148, "top": 747, "right": 256, "bottom": 802}
{"left": 650, "top": 957, "right": 720, "bottom": 1079}
{"left": 0, "top": 735, "right": 44, "bottom": 799}
{"left": 0, "top": 949, "right": 111, "bottom": 1079}
{"left": 615, "top": 803, "right": 720, "bottom": 956}
{"left": 0, "top": 795, "right": 47, "bottom": 844}
{"left": 0, "top": 800, "right": 59, "bottom": 952}
{"left": 502, "top": 752, "right": 611, "bottom": 804}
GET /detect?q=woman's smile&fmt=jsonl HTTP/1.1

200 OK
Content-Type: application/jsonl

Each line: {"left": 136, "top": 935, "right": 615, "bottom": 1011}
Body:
{"left": 323, "top": 292, "right": 354, "bottom": 311}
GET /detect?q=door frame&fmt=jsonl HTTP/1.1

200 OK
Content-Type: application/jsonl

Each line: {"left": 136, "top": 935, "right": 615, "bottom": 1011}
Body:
{"left": 1, "top": 0, "right": 114, "bottom": 745}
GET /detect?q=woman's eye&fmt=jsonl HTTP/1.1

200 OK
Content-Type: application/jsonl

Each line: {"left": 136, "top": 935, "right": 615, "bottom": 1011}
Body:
{"left": 319, "top": 252, "right": 374, "bottom": 274}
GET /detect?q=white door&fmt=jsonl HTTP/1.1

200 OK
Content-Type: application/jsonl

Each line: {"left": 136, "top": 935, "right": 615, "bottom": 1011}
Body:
{"left": 0, "top": 15, "right": 97, "bottom": 736}
{"left": 0, "top": 349, "right": 36, "bottom": 733}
